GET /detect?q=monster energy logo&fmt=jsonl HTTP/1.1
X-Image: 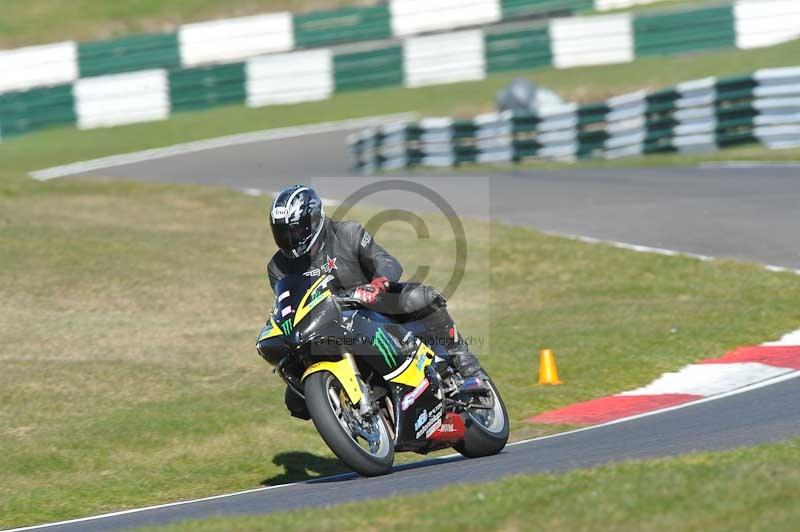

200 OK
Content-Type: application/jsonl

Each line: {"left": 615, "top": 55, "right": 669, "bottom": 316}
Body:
{"left": 372, "top": 328, "right": 398, "bottom": 367}
{"left": 281, "top": 320, "right": 293, "bottom": 336}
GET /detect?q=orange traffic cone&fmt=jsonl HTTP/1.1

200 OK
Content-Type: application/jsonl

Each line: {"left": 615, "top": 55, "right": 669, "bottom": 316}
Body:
{"left": 538, "top": 349, "right": 562, "bottom": 385}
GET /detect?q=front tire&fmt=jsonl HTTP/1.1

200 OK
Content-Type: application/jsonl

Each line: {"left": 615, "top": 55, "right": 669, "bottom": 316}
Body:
{"left": 455, "top": 372, "right": 509, "bottom": 458}
{"left": 304, "top": 371, "right": 394, "bottom": 477}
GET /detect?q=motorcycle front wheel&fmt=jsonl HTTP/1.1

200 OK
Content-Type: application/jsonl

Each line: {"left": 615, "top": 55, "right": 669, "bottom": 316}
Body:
{"left": 304, "top": 371, "right": 394, "bottom": 477}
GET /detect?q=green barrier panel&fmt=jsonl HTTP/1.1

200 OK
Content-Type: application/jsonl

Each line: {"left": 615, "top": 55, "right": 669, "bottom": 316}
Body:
{"left": 634, "top": 6, "right": 735, "bottom": 57}
{"left": 642, "top": 141, "right": 678, "bottom": 154}
{"left": 294, "top": 5, "right": 391, "bottom": 49}
{"left": 717, "top": 129, "right": 758, "bottom": 148}
{"left": 333, "top": 45, "right": 403, "bottom": 92}
{"left": 716, "top": 75, "right": 758, "bottom": 101}
{"left": 168, "top": 63, "right": 246, "bottom": 112}
{"left": 0, "top": 84, "right": 75, "bottom": 136}
{"left": 485, "top": 27, "right": 552, "bottom": 73}
{"left": 646, "top": 89, "right": 680, "bottom": 113}
{"left": 501, "top": 0, "right": 591, "bottom": 20}
{"left": 452, "top": 120, "right": 478, "bottom": 139}
{"left": 577, "top": 103, "right": 609, "bottom": 125}
{"left": 78, "top": 33, "right": 180, "bottom": 78}
{"left": 511, "top": 114, "right": 542, "bottom": 134}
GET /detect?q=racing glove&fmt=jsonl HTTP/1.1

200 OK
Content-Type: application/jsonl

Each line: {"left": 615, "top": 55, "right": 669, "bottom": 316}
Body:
{"left": 353, "top": 276, "right": 390, "bottom": 305}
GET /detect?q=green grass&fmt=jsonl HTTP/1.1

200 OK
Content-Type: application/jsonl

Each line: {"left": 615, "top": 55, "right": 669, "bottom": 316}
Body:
{"left": 3, "top": 164, "right": 800, "bottom": 528}
{"left": 4, "top": 38, "right": 800, "bottom": 174}
{"left": 0, "top": 0, "right": 369, "bottom": 47}
{"left": 140, "top": 437, "right": 800, "bottom": 531}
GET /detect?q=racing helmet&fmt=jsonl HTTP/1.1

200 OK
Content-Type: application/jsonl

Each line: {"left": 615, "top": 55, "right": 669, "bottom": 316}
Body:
{"left": 269, "top": 185, "right": 325, "bottom": 258}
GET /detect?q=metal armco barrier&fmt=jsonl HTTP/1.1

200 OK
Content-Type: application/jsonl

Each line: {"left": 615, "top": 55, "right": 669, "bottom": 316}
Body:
{"left": 2, "top": 0, "right": 799, "bottom": 141}
{"left": 348, "top": 67, "right": 800, "bottom": 170}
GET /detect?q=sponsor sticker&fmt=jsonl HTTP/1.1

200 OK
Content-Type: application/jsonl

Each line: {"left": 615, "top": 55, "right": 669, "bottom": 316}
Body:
{"left": 401, "top": 378, "right": 430, "bottom": 411}
{"left": 323, "top": 255, "right": 338, "bottom": 273}
{"left": 439, "top": 423, "right": 456, "bottom": 433}
{"left": 416, "top": 350, "right": 427, "bottom": 371}
{"left": 415, "top": 402, "right": 443, "bottom": 439}
{"left": 414, "top": 409, "right": 428, "bottom": 431}
{"left": 425, "top": 419, "right": 443, "bottom": 438}
{"left": 272, "top": 206, "right": 289, "bottom": 219}
{"left": 360, "top": 231, "right": 372, "bottom": 248}
{"left": 303, "top": 257, "right": 338, "bottom": 278}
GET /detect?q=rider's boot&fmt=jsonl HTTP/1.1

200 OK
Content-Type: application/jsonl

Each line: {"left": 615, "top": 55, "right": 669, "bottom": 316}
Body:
{"left": 418, "top": 306, "right": 481, "bottom": 378}
{"left": 449, "top": 343, "right": 481, "bottom": 378}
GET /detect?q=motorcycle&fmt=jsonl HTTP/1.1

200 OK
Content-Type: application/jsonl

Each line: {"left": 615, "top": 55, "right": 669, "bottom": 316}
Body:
{"left": 257, "top": 274, "right": 509, "bottom": 476}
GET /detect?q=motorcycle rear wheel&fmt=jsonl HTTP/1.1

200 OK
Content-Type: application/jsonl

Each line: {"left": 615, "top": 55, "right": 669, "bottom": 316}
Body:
{"left": 305, "top": 371, "right": 395, "bottom": 477}
{"left": 454, "top": 372, "right": 509, "bottom": 458}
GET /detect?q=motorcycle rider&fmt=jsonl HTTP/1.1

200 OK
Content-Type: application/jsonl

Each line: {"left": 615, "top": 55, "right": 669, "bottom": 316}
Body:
{"left": 260, "top": 184, "right": 482, "bottom": 419}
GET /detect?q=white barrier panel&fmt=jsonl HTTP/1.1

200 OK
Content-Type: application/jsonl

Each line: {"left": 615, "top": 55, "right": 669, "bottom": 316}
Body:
{"left": 595, "top": 0, "right": 660, "bottom": 11}
{"left": 74, "top": 70, "right": 170, "bottom": 129}
{"left": 403, "top": 30, "right": 485, "bottom": 88}
{"left": 390, "top": 0, "right": 500, "bottom": 37}
{"left": 604, "top": 90, "right": 646, "bottom": 157}
{"left": 735, "top": 0, "right": 800, "bottom": 50}
{"left": 755, "top": 66, "right": 800, "bottom": 82}
{"left": 246, "top": 49, "right": 333, "bottom": 107}
{"left": 179, "top": 13, "right": 294, "bottom": 68}
{"left": 551, "top": 14, "right": 634, "bottom": 69}
{"left": 0, "top": 41, "right": 78, "bottom": 93}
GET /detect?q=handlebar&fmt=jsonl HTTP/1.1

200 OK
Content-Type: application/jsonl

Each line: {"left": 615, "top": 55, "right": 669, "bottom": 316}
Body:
{"left": 331, "top": 281, "right": 402, "bottom": 309}
{"left": 332, "top": 289, "right": 363, "bottom": 309}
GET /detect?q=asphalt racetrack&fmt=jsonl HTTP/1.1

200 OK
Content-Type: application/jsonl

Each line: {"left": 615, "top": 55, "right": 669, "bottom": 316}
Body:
{"left": 73, "top": 128, "right": 800, "bottom": 270}
{"left": 23, "top": 376, "right": 800, "bottom": 531}
{"left": 23, "top": 125, "right": 800, "bottom": 530}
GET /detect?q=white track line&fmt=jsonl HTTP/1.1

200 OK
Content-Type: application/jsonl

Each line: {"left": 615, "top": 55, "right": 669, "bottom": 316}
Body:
{"left": 13, "top": 368, "right": 800, "bottom": 531}
{"left": 6, "top": 474, "right": 356, "bottom": 532}
{"left": 698, "top": 161, "right": 800, "bottom": 169}
{"left": 543, "top": 230, "right": 800, "bottom": 276}
{"left": 28, "top": 113, "right": 415, "bottom": 181}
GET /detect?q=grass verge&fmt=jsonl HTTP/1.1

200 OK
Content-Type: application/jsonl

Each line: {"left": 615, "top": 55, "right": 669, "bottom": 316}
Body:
{"left": 2, "top": 167, "right": 800, "bottom": 528}
{"left": 3, "top": 39, "right": 800, "bottom": 173}
{"left": 140, "top": 437, "right": 800, "bottom": 531}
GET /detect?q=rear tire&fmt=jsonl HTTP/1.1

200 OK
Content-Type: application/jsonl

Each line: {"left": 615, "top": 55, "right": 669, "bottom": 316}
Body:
{"left": 454, "top": 373, "right": 509, "bottom": 458}
{"left": 305, "top": 371, "right": 394, "bottom": 477}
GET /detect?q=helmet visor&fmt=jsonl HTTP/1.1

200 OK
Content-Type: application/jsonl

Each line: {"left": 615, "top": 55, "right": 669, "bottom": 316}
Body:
{"left": 271, "top": 213, "right": 321, "bottom": 257}
{"left": 272, "top": 222, "right": 307, "bottom": 255}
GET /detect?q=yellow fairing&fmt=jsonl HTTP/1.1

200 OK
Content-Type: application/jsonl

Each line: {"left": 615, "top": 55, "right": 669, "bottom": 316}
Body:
{"left": 302, "top": 358, "right": 363, "bottom": 405}
{"left": 294, "top": 275, "right": 332, "bottom": 325}
{"left": 258, "top": 317, "right": 282, "bottom": 341}
{"left": 388, "top": 343, "right": 435, "bottom": 387}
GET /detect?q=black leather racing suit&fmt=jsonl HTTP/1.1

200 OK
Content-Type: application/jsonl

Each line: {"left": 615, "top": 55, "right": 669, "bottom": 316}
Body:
{"left": 267, "top": 218, "right": 472, "bottom": 419}
{"left": 268, "top": 218, "right": 402, "bottom": 291}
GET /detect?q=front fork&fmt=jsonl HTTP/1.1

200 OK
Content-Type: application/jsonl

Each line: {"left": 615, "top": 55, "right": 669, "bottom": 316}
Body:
{"left": 343, "top": 352, "right": 373, "bottom": 417}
